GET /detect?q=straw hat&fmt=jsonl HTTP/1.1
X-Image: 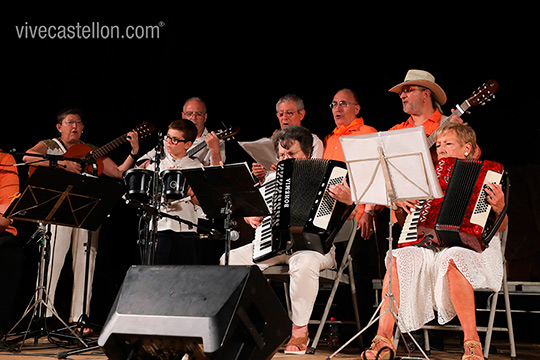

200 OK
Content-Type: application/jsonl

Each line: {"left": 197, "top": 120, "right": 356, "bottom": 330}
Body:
{"left": 389, "top": 69, "right": 447, "bottom": 105}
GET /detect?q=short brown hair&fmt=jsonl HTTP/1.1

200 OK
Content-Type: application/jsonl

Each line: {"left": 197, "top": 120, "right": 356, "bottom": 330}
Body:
{"left": 57, "top": 108, "right": 83, "bottom": 124}
{"left": 169, "top": 119, "right": 198, "bottom": 143}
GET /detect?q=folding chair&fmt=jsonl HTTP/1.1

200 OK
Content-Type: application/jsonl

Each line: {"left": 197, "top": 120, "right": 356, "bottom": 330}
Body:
{"left": 419, "top": 227, "right": 517, "bottom": 359}
{"left": 263, "top": 218, "right": 361, "bottom": 354}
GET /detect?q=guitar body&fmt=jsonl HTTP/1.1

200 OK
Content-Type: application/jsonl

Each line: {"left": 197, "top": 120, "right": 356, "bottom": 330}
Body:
{"left": 64, "top": 143, "right": 105, "bottom": 175}
{"left": 27, "top": 121, "right": 155, "bottom": 177}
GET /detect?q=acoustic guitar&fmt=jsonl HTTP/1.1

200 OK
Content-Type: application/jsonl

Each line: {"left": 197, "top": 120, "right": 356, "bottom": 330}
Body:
{"left": 29, "top": 121, "right": 155, "bottom": 176}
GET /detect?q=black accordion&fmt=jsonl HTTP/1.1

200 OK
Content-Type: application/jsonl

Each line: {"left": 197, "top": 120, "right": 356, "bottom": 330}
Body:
{"left": 253, "top": 158, "right": 355, "bottom": 262}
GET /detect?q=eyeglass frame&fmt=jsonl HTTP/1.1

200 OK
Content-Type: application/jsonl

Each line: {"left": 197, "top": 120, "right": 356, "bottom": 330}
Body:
{"left": 164, "top": 134, "right": 190, "bottom": 145}
{"left": 329, "top": 100, "right": 358, "bottom": 109}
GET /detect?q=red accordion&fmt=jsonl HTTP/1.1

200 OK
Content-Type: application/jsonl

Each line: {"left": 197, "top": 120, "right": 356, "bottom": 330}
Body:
{"left": 401, "top": 157, "right": 505, "bottom": 253}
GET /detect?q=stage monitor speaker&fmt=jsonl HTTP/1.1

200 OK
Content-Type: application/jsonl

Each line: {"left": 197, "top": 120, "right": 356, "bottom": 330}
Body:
{"left": 98, "top": 265, "right": 291, "bottom": 360}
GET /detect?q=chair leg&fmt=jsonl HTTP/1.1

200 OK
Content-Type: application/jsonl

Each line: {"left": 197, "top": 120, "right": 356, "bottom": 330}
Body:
{"left": 484, "top": 288, "right": 498, "bottom": 359}
{"left": 283, "top": 283, "right": 292, "bottom": 319}
{"left": 502, "top": 267, "right": 517, "bottom": 360}
{"left": 347, "top": 256, "right": 363, "bottom": 348}
{"left": 308, "top": 258, "right": 348, "bottom": 354}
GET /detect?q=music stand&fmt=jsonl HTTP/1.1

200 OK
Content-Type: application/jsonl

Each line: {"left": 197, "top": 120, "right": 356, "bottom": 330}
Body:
{"left": 180, "top": 162, "right": 270, "bottom": 264}
{"left": 327, "top": 127, "right": 443, "bottom": 360}
{"left": 3, "top": 166, "right": 124, "bottom": 353}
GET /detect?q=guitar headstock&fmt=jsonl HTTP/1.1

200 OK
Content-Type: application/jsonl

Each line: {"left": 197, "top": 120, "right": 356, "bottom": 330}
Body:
{"left": 215, "top": 126, "right": 240, "bottom": 141}
{"left": 468, "top": 80, "right": 499, "bottom": 107}
{"left": 134, "top": 121, "right": 156, "bottom": 138}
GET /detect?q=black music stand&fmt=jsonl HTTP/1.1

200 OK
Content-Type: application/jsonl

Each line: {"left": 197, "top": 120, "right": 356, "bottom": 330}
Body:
{"left": 3, "top": 167, "right": 124, "bottom": 354}
{"left": 180, "top": 162, "right": 269, "bottom": 264}
{"left": 328, "top": 127, "right": 444, "bottom": 360}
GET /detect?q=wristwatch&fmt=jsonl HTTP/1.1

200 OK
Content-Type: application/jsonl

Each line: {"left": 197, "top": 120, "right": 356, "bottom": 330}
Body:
{"left": 365, "top": 210, "right": 376, "bottom": 217}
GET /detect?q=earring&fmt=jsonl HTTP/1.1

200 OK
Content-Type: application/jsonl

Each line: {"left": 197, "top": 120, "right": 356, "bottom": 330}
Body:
{"left": 464, "top": 152, "right": 469, "bottom": 157}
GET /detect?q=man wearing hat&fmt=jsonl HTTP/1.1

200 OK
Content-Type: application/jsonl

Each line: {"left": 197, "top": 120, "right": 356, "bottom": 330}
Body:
{"left": 388, "top": 69, "right": 455, "bottom": 135}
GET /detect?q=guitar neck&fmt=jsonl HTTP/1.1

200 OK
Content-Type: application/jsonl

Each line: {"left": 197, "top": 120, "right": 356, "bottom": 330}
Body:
{"left": 426, "top": 99, "right": 471, "bottom": 148}
{"left": 187, "top": 139, "right": 207, "bottom": 157}
{"left": 91, "top": 134, "right": 128, "bottom": 159}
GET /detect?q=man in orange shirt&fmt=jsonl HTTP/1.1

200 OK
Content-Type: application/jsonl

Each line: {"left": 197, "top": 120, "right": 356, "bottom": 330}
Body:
{"left": 323, "top": 88, "right": 378, "bottom": 238}
{"left": 388, "top": 69, "right": 448, "bottom": 136}
{"left": 388, "top": 70, "right": 477, "bottom": 220}
{"left": 0, "top": 151, "right": 22, "bottom": 338}
{"left": 323, "top": 89, "right": 380, "bottom": 344}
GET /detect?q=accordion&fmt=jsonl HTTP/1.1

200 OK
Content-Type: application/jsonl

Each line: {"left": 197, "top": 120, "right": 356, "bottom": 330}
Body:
{"left": 398, "top": 157, "right": 507, "bottom": 253}
{"left": 253, "top": 158, "right": 355, "bottom": 263}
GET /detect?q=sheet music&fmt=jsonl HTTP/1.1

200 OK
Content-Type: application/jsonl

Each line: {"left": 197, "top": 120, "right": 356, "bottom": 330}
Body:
{"left": 340, "top": 127, "right": 443, "bottom": 206}
{"left": 238, "top": 138, "right": 277, "bottom": 170}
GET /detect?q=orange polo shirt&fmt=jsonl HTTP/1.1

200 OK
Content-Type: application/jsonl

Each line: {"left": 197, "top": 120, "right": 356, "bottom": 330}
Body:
{"left": 0, "top": 152, "right": 19, "bottom": 236}
{"left": 388, "top": 109, "right": 442, "bottom": 136}
{"left": 323, "top": 117, "right": 378, "bottom": 218}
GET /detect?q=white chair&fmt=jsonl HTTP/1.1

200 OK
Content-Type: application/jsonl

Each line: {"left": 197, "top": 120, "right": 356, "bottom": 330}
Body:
{"left": 263, "top": 219, "right": 361, "bottom": 354}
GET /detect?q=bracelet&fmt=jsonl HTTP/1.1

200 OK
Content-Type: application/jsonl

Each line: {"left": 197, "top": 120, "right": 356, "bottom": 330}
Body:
{"left": 129, "top": 152, "right": 138, "bottom": 159}
{"left": 365, "top": 210, "right": 376, "bottom": 217}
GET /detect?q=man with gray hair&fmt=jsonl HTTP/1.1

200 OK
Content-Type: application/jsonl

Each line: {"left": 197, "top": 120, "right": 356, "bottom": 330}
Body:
{"left": 182, "top": 97, "right": 226, "bottom": 166}
{"left": 252, "top": 94, "right": 323, "bottom": 182}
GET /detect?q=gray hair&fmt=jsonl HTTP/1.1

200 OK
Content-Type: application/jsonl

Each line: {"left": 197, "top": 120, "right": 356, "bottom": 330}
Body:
{"left": 272, "top": 125, "right": 313, "bottom": 158}
{"left": 183, "top": 97, "right": 207, "bottom": 112}
{"left": 275, "top": 94, "right": 304, "bottom": 112}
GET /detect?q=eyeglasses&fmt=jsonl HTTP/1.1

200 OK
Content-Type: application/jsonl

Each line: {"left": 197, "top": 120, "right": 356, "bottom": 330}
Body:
{"left": 277, "top": 109, "right": 303, "bottom": 117}
{"left": 183, "top": 111, "right": 205, "bottom": 118}
{"left": 164, "top": 134, "right": 189, "bottom": 145}
{"left": 329, "top": 100, "right": 357, "bottom": 109}
{"left": 63, "top": 120, "right": 83, "bottom": 126}
{"left": 399, "top": 86, "right": 427, "bottom": 96}
{"left": 278, "top": 149, "right": 302, "bottom": 160}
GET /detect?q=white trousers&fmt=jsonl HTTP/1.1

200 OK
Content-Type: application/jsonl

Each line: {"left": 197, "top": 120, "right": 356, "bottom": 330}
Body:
{"left": 221, "top": 244, "right": 336, "bottom": 326}
{"left": 45, "top": 225, "right": 99, "bottom": 323}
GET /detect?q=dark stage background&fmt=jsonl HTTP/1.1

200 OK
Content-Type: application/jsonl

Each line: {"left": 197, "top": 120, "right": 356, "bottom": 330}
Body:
{"left": 3, "top": 13, "right": 539, "bottom": 336}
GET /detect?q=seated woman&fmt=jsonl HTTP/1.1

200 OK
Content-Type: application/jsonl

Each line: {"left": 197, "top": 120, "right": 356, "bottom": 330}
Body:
{"left": 361, "top": 122, "right": 508, "bottom": 360}
{"left": 221, "top": 125, "right": 355, "bottom": 355}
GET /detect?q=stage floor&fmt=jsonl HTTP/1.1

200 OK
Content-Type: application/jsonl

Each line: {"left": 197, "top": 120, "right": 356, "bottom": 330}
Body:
{"left": 1, "top": 335, "right": 538, "bottom": 360}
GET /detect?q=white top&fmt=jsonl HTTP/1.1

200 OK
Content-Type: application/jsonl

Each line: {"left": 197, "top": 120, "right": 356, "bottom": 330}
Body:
{"left": 137, "top": 145, "right": 203, "bottom": 232}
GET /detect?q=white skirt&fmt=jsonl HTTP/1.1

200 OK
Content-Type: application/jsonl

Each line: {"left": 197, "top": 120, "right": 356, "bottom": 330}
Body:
{"left": 389, "top": 234, "right": 503, "bottom": 333}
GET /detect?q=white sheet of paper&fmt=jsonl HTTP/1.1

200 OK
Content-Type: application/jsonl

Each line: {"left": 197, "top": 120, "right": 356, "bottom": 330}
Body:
{"left": 238, "top": 138, "right": 278, "bottom": 170}
{"left": 340, "top": 127, "right": 443, "bottom": 206}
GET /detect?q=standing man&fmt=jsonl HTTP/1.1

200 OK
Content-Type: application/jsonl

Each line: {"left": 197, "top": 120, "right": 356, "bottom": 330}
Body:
{"left": 323, "top": 88, "right": 378, "bottom": 237}
{"left": 252, "top": 94, "right": 323, "bottom": 182}
{"left": 182, "top": 97, "right": 226, "bottom": 166}
{"left": 22, "top": 108, "right": 139, "bottom": 332}
{"left": 181, "top": 97, "right": 227, "bottom": 264}
{"left": 323, "top": 88, "right": 379, "bottom": 344}
{"left": 388, "top": 69, "right": 475, "bottom": 219}
{"left": 388, "top": 69, "right": 448, "bottom": 135}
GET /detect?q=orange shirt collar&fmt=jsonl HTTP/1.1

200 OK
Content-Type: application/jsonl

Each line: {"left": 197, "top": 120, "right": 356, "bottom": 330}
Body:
{"left": 405, "top": 109, "right": 441, "bottom": 130}
{"left": 333, "top": 117, "right": 365, "bottom": 136}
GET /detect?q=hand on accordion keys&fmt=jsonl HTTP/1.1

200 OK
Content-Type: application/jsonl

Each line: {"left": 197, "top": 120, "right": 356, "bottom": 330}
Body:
{"left": 327, "top": 178, "right": 354, "bottom": 206}
{"left": 484, "top": 182, "right": 505, "bottom": 215}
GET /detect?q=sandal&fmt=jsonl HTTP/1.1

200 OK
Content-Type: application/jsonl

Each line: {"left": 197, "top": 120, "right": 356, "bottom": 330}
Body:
{"left": 361, "top": 335, "right": 395, "bottom": 360}
{"left": 284, "top": 333, "right": 310, "bottom": 355}
{"left": 463, "top": 339, "right": 483, "bottom": 360}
